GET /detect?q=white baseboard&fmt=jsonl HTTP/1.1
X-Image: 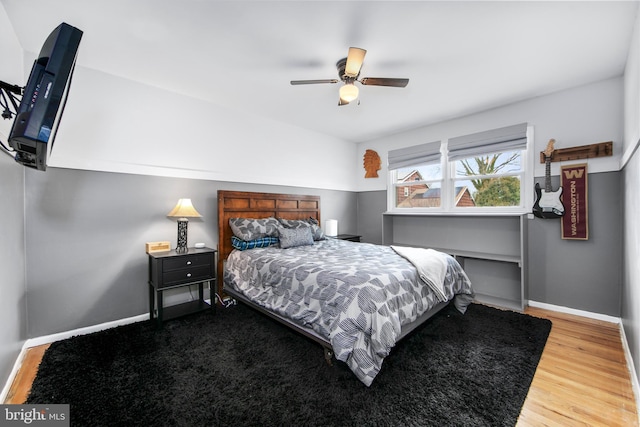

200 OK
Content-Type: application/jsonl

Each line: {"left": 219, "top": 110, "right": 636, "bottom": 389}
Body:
{"left": 619, "top": 320, "right": 640, "bottom": 424}
{"left": 528, "top": 300, "right": 640, "bottom": 422}
{"left": 528, "top": 300, "right": 620, "bottom": 323}
{"left": 24, "top": 313, "right": 149, "bottom": 348}
{"left": 1, "top": 312, "right": 148, "bottom": 403}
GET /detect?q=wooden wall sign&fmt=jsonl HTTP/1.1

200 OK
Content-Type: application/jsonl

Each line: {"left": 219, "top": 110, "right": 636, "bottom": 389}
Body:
{"left": 561, "top": 163, "right": 588, "bottom": 240}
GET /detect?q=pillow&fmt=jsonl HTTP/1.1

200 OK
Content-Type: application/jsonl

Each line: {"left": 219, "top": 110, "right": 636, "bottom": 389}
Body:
{"left": 305, "top": 217, "right": 326, "bottom": 240}
{"left": 277, "top": 217, "right": 325, "bottom": 241}
{"left": 278, "top": 226, "right": 314, "bottom": 249}
{"left": 229, "top": 217, "right": 279, "bottom": 241}
{"left": 231, "top": 236, "right": 279, "bottom": 251}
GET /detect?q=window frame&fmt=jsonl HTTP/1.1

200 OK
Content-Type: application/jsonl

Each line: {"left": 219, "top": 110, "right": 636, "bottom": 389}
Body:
{"left": 387, "top": 126, "right": 534, "bottom": 215}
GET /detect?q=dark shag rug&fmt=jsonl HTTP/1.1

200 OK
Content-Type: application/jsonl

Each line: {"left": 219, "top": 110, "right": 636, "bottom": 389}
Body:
{"left": 26, "top": 303, "right": 551, "bottom": 427}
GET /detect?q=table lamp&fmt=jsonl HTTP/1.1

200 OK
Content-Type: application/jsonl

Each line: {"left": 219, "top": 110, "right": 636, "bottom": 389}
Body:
{"left": 325, "top": 219, "right": 338, "bottom": 237}
{"left": 167, "top": 198, "right": 202, "bottom": 252}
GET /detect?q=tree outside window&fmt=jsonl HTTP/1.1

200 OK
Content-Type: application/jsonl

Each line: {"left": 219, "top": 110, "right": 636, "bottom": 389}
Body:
{"left": 456, "top": 152, "right": 522, "bottom": 207}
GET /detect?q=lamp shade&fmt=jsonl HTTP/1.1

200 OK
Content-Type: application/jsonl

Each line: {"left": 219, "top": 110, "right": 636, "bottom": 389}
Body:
{"left": 345, "top": 47, "right": 366, "bottom": 77}
{"left": 325, "top": 219, "right": 338, "bottom": 237}
{"left": 167, "top": 198, "right": 202, "bottom": 219}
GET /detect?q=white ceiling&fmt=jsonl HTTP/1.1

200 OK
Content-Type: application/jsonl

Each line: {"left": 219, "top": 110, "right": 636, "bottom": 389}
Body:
{"left": 1, "top": 1, "right": 638, "bottom": 143}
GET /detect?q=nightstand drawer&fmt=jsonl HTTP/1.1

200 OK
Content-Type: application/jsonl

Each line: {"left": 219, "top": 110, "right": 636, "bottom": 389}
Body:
{"left": 161, "top": 265, "right": 213, "bottom": 288}
{"left": 163, "top": 253, "right": 211, "bottom": 271}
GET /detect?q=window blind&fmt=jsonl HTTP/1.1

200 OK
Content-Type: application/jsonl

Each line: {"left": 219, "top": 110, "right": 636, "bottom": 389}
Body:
{"left": 447, "top": 123, "right": 528, "bottom": 161}
{"left": 387, "top": 140, "right": 441, "bottom": 170}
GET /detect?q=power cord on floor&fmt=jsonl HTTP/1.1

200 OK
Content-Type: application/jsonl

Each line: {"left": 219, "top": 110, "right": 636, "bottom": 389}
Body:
{"left": 186, "top": 286, "right": 236, "bottom": 308}
{"left": 215, "top": 292, "right": 237, "bottom": 308}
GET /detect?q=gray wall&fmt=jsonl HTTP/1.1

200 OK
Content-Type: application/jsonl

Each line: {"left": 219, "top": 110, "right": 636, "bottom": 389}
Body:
{"left": 622, "top": 148, "right": 640, "bottom": 382}
{"left": 357, "top": 172, "right": 623, "bottom": 316}
{"left": 0, "top": 154, "right": 26, "bottom": 395}
{"left": 23, "top": 168, "right": 358, "bottom": 337}
{"left": 0, "top": 0, "right": 26, "bottom": 394}
{"left": 356, "top": 191, "right": 387, "bottom": 244}
{"left": 0, "top": 156, "right": 625, "bottom": 393}
{"left": 528, "top": 171, "right": 622, "bottom": 315}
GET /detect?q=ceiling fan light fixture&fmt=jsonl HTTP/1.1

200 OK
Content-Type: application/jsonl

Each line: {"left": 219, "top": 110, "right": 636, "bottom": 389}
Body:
{"left": 290, "top": 47, "right": 408, "bottom": 105}
{"left": 339, "top": 83, "right": 359, "bottom": 103}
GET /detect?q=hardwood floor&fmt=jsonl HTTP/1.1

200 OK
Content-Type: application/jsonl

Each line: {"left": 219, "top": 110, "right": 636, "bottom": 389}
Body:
{"left": 3, "top": 343, "right": 49, "bottom": 405}
{"left": 4, "top": 307, "right": 639, "bottom": 426}
{"left": 518, "top": 307, "right": 638, "bottom": 427}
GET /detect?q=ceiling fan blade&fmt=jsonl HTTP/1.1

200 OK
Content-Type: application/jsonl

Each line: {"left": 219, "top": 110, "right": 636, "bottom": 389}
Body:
{"left": 360, "top": 77, "right": 409, "bottom": 87}
{"left": 290, "top": 79, "right": 339, "bottom": 85}
{"left": 344, "top": 47, "right": 366, "bottom": 77}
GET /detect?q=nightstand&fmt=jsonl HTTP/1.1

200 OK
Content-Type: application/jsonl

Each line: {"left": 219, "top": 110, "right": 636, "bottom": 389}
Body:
{"left": 148, "top": 247, "right": 216, "bottom": 326}
{"left": 335, "top": 234, "right": 362, "bottom": 242}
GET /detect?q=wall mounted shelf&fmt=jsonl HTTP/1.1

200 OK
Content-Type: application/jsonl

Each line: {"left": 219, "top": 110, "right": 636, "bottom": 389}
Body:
{"left": 539, "top": 141, "right": 612, "bottom": 163}
{"left": 382, "top": 213, "right": 528, "bottom": 311}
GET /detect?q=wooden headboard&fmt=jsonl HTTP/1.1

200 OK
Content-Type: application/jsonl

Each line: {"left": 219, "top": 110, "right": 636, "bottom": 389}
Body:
{"left": 217, "top": 190, "right": 321, "bottom": 299}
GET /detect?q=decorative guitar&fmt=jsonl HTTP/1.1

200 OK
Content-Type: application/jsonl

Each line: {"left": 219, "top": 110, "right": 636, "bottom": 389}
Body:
{"left": 533, "top": 139, "right": 565, "bottom": 219}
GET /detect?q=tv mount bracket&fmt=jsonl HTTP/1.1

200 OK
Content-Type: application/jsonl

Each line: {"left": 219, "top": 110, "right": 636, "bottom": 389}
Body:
{"left": 0, "top": 80, "right": 23, "bottom": 120}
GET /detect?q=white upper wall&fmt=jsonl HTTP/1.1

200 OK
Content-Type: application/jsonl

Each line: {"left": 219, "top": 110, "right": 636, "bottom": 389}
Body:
{"left": 625, "top": 7, "right": 640, "bottom": 160}
{"left": 2, "top": 2, "right": 628, "bottom": 195}
{"left": 356, "top": 77, "right": 624, "bottom": 192}
{"left": 0, "top": 3, "right": 22, "bottom": 143}
{"left": 0, "top": 3, "right": 361, "bottom": 192}
{"left": 44, "top": 65, "right": 359, "bottom": 191}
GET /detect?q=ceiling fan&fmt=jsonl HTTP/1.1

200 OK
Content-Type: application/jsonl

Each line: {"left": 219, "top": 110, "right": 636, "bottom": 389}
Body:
{"left": 290, "top": 47, "right": 409, "bottom": 106}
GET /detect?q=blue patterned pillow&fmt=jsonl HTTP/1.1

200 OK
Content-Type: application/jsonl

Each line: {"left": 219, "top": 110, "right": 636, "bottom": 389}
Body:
{"left": 231, "top": 236, "right": 279, "bottom": 251}
{"left": 229, "top": 217, "right": 279, "bottom": 241}
{"left": 277, "top": 226, "right": 314, "bottom": 249}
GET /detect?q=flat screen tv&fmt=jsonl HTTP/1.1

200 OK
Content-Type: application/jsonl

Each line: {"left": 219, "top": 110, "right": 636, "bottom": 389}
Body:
{"left": 8, "top": 22, "right": 82, "bottom": 171}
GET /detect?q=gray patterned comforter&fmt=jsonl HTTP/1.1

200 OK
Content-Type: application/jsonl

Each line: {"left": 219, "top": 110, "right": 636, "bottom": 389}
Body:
{"left": 224, "top": 238, "right": 474, "bottom": 386}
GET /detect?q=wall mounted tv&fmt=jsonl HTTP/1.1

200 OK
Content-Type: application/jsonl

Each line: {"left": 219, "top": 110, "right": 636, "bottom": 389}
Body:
{"left": 8, "top": 22, "right": 82, "bottom": 171}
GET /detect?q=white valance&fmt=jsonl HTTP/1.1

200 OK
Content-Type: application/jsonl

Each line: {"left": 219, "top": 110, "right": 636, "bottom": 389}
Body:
{"left": 388, "top": 140, "right": 441, "bottom": 170}
{"left": 447, "top": 123, "right": 528, "bottom": 161}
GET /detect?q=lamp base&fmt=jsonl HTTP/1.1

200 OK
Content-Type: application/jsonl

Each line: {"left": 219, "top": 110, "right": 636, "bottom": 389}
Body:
{"left": 176, "top": 219, "right": 188, "bottom": 252}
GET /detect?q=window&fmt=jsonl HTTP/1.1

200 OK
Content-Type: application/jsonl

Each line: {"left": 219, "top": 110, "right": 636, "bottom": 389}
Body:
{"left": 452, "top": 150, "right": 523, "bottom": 208}
{"left": 388, "top": 123, "right": 532, "bottom": 213}
{"left": 394, "top": 163, "right": 443, "bottom": 208}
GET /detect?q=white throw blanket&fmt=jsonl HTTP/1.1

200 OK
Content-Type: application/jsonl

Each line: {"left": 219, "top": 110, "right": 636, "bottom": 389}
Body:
{"left": 391, "top": 245, "right": 448, "bottom": 302}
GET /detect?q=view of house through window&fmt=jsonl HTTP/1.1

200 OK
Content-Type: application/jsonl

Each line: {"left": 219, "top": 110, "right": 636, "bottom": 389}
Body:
{"left": 390, "top": 142, "right": 528, "bottom": 212}
{"left": 394, "top": 164, "right": 442, "bottom": 208}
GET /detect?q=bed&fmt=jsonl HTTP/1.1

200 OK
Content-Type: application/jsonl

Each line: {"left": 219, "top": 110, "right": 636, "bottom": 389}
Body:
{"left": 218, "top": 190, "right": 475, "bottom": 386}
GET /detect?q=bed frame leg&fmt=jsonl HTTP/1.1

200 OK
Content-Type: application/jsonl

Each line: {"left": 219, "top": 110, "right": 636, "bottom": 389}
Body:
{"left": 324, "top": 347, "right": 334, "bottom": 366}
